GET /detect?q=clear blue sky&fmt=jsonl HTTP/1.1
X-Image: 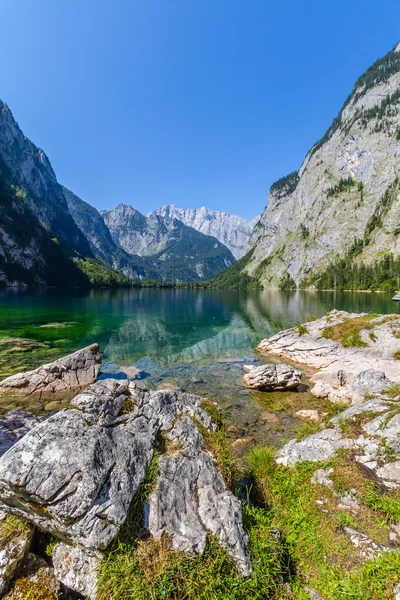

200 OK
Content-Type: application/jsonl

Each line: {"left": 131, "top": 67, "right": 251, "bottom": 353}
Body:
{"left": 1, "top": 1, "right": 399, "bottom": 220}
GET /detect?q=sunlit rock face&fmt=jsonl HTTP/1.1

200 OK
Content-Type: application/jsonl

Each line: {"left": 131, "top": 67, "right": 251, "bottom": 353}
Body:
{"left": 244, "top": 44, "right": 400, "bottom": 286}
{"left": 101, "top": 204, "right": 236, "bottom": 281}
{"left": 152, "top": 205, "right": 259, "bottom": 259}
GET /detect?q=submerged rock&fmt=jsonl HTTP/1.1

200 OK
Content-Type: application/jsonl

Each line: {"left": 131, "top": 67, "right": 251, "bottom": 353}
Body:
{"left": 243, "top": 364, "right": 301, "bottom": 391}
{"left": 0, "top": 344, "right": 101, "bottom": 398}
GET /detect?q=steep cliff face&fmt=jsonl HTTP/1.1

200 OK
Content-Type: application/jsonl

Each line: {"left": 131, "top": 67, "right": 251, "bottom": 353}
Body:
{"left": 152, "top": 205, "right": 258, "bottom": 259}
{"left": 102, "top": 204, "right": 235, "bottom": 281}
{"left": 246, "top": 43, "right": 400, "bottom": 287}
{"left": 0, "top": 101, "right": 90, "bottom": 255}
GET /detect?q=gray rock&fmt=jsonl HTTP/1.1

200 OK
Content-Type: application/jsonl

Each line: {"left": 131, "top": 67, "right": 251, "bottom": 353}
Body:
{"left": 0, "top": 380, "right": 251, "bottom": 574}
{"left": 330, "top": 398, "right": 390, "bottom": 424}
{"left": 363, "top": 413, "right": 400, "bottom": 452}
{"left": 395, "top": 583, "right": 400, "bottom": 600}
{"left": 0, "top": 411, "right": 42, "bottom": 457}
{"left": 243, "top": 363, "right": 301, "bottom": 391}
{"left": 0, "top": 520, "right": 34, "bottom": 595}
{"left": 311, "top": 468, "right": 334, "bottom": 488}
{"left": 52, "top": 543, "right": 100, "bottom": 599}
{"left": 304, "top": 588, "right": 324, "bottom": 600}
{"left": 375, "top": 461, "right": 400, "bottom": 489}
{"left": 276, "top": 428, "right": 353, "bottom": 466}
{"left": 352, "top": 369, "right": 393, "bottom": 403}
{"left": 257, "top": 311, "right": 400, "bottom": 383}
{"left": 148, "top": 415, "right": 252, "bottom": 576}
{"left": 0, "top": 344, "right": 101, "bottom": 398}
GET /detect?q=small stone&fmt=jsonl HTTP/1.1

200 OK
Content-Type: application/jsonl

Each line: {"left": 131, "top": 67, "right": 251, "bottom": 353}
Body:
{"left": 311, "top": 468, "right": 334, "bottom": 488}
{"left": 338, "top": 492, "right": 360, "bottom": 510}
{"left": 231, "top": 437, "right": 254, "bottom": 449}
{"left": 227, "top": 425, "right": 238, "bottom": 433}
{"left": 295, "top": 409, "right": 321, "bottom": 423}
{"left": 260, "top": 412, "right": 279, "bottom": 424}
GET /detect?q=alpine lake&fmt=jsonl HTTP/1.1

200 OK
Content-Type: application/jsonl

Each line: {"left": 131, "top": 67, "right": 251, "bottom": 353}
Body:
{"left": 0, "top": 288, "right": 398, "bottom": 458}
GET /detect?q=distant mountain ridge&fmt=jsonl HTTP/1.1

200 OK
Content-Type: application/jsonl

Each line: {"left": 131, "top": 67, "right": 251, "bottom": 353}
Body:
{"left": 151, "top": 205, "right": 259, "bottom": 259}
{"left": 101, "top": 204, "right": 235, "bottom": 281}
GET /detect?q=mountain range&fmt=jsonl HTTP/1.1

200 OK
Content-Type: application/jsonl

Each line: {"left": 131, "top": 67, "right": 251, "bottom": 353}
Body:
{"left": 151, "top": 205, "right": 258, "bottom": 259}
{"left": 2, "top": 41, "right": 400, "bottom": 290}
{"left": 0, "top": 101, "right": 258, "bottom": 287}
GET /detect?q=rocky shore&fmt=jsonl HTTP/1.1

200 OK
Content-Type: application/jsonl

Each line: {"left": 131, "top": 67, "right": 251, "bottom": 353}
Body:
{"left": 0, "top": 310, "right": 399, "bottom": 598}
{"left": 0, "top": 351, "right": 251, "bottom": 598}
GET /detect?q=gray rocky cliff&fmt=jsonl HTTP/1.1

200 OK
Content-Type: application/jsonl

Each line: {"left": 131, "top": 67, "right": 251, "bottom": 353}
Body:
{"left": 244, "top": 43, "right": 400, "bottom": 286}
{"left": 0, "top": 101, "right": 90, "bottom": 256}
{"left": 152, "top": 204, "right": 259, "bottom": 259}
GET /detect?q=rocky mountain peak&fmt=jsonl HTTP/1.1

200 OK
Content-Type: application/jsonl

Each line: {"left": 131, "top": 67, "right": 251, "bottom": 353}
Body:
{"left": 151, "top": 204, "right": 258, "bottom": 259}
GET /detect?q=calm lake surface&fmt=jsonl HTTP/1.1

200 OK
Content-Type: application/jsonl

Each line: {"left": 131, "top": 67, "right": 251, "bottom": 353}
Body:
{"left": 0, "top": 288, "right": 398, "bottom": 453}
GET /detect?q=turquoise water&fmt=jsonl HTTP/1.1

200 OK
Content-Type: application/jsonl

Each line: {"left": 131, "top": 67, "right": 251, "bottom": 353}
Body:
{"left": 0, "top": 288, "right": 398, "bottom": 452}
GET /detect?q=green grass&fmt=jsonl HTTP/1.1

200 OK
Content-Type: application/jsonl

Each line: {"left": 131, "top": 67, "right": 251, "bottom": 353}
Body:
{"left": 295, "top": 322, "right": 308, "bottom": 336}
{"left": 384, "top": 383, "right": 400, "bottom": 398}
{"left": 322, "top": 315, "right": 374, "bottom": 347}
{"left": 246, "top": 446, "right": 400, "bottom": 599}
{"left": 97, "top": 447, "right": 287, "bottom": 600}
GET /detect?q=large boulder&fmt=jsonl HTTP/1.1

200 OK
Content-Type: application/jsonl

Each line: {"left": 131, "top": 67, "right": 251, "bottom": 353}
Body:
{"left": 243, "top": 364, "right": 301, "bottom": 391}
{"left": 0, "top": 380, "right": 251, "bottom": 575}
{"left": 257, "top": 311, "right": 400, "bottom": 382}
{"left": 0, "top": 344, "right": 101, "bottom": 398}
{"left": 148, "top": 415, "right": 252, "bottom": 576}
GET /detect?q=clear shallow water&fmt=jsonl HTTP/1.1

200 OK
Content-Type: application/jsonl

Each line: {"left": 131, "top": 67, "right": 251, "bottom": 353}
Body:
{"left": 0, "top": 288, "right": 398, "bottom": 453}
